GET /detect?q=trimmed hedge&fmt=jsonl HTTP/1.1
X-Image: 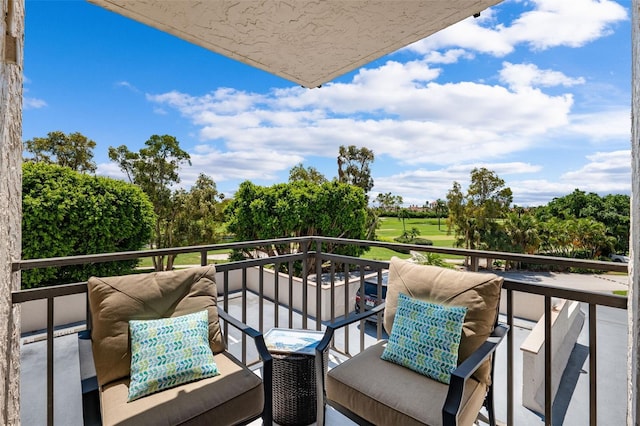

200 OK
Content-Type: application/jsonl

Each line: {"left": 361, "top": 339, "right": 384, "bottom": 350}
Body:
{"left": 393, "top": 236, "right": 434, "bottom": 245}
{"left": 22, "top": 163, "right": 155, "bottom": 288}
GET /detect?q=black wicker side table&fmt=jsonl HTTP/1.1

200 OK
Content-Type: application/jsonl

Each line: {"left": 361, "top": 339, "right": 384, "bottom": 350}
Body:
{"left": 264, "top": 328, "right": 327, "bottom": 426}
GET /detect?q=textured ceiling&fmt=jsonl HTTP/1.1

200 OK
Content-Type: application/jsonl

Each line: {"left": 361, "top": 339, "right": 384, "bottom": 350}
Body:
{"left": 88, "top": 0, "right": 503, "bottom": 88}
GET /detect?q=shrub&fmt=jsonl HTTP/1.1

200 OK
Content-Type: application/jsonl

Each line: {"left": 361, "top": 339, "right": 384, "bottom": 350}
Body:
{"left": 410, "top": 252, "right": 452, "bottom": 268}
{"left": 393, "top": 236, "right": 433, "bottom": 245}
{"left": 22, "top": 163, "right": 155, "bottom": 288}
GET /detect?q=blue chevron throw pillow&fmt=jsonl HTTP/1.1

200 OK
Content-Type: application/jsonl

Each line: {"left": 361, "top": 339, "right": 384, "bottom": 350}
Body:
{"left": 381, "top": 293, "right": 467, "bottom": 384}
{"left": 128, "top": 310, "right": 220, "bottom": 401}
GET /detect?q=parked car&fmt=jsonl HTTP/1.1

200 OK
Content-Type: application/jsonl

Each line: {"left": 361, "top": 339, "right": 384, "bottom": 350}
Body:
{"left": 610, "top": 253, "right": 630, "bottom": 263}
{"left": 354, "top": 276, "right": 388, "bottom": 321}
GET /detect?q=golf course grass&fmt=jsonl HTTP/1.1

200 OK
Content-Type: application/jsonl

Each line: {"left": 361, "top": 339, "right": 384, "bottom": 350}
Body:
{"left": 362, "top": 216, "right": 457, "bottom": 261}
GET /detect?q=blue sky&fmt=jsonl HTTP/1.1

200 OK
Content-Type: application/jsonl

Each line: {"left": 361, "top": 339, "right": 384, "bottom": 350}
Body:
{"left": 22, "top": 0, "right": 631, "bottom": 207}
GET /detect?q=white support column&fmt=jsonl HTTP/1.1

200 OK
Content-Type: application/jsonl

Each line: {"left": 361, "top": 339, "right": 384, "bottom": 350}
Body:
{"left": 0, "top": 0, "right": 23, "bottom": 424}
{"left": 629, "top": 1, "right": 640, "bottom": 425}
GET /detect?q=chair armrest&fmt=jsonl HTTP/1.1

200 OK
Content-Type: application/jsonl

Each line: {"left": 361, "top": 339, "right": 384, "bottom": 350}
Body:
{"left": 442, "top": 323, "right": 509, "bottom": 425}
{"left": 217, "top": 308, "right": 273, "bottom": 424}
{"left": 316, "top": 302, "right": 386, "bottom": 353}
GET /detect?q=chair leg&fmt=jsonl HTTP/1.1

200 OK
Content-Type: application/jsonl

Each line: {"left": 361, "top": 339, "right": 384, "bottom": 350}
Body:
{"left": 484, "top": 385, "right": 495, "bottom": 426}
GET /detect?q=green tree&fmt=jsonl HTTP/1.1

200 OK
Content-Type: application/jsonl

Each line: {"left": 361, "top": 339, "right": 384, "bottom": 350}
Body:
{"left": 22, "top": 162, "right": 155, "bottom": 288}
{"left": 288, "top": 163, "right": 328, "bottom": 184}
{"left": 434, "top": 198, "right": 447, "bottom": 230}
{"left": 503, "top": 212, "right": 541, "bottom": 254}
{"left": 108, "top": 134, "right": 191, "bottom": 270}
{"left": 24, "top": 130, "right": 97, "bottom": 173}
{"left": 535, "top": 189, "right": 603, "bottom": 221}
{"left": 337, "top": 145, "right": 375, "bottom": 195}
{"left": 446, "top": 168, "right": 512, "bottom": 251}
{"left": 225, "top": 180, "right": 368, "bottom": 274}
{"left": 602, "top": 194, "right": 630, "bottom": 254}
{"left": 535, "top": 189, "right": 630, "bottom": 254}
{"left": 398, "top": 208, "right": 409, "bottom": 234}
{"left": 171, "top": 174, "right": 225, "bottom": 267}
{"left": 538, "top": 217, "right": 614, "bottom": 260}
{"left": 572, "top": 218, "right": 615, "bottom": 259}
{"left": 375, "top": 192, "right": 403, "bottom": 211}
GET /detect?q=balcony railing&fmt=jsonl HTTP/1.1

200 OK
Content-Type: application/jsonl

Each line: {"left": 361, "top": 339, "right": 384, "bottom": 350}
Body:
{"left": 11, "top": 236, "right": 628, "bottom": 426}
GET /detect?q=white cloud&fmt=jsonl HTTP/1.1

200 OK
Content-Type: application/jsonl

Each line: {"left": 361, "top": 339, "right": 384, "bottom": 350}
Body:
{"left": 566, "top": 109, "right": 631, "bottom": 142}
{"left": 560, "top": 150, "right": 630, "bottom": 190}
{"left": 504, "top": 0, "right": 628, "bottom": 51}
{"left": 499, "top": 62, "right": 585, "bottom": 91}
{"left": 508, "top": 179, "right": 579, "bottom": 206}
{"left": 23, "top": 85, "right": 46, "bottom": 109}
{"left": 422, "top": 49, "right": 474, "bottom": 64}
{"left": 148, "top": 60, "right": 575, "bottom": 168}
{"left": 96, "top": 162, "right": 127, "bottom": 181}
{"left": 408, "top": 13, "right": 515, "bottom": 56}
{"left": 509, "top": 150, "right": 631, "bottom": 205}
{"left": 408, "top": 0, "right": 627, "bottom": 57}
{"left": 23, "top": 97, "right": 47, "bottom": 109}
{"left": 115, "top": 81, "right": 141, "bottom": 93}
{"left": 181, "top": 148, "right": 303, "bottom": 187}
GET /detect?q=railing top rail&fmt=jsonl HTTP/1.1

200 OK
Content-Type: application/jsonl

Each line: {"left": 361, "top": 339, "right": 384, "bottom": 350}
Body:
{"left": 12, "top": 282, "right": 88, "bottom": 303}
{"left": 12, "top": 237, "right": 315, "bottom": 272}
{"left": 13, "top": 236, "right": 628, "bottom": 274}
{"left": 503, "top": 278, "right": 627, "bottom": 309}
{"left": 310, "top": 236, "right": 629, "bottom": 273}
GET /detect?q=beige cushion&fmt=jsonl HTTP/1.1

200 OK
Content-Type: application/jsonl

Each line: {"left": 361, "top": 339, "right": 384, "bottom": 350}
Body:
{"left": 88, "top": 265, "right": 225, "bottom": 386}
{"left": 384, "top": 257, "right": 503, "bottom": 385}
{"left": 327, "top": 341, "right": 486, "bottom": 426}
{"left": 100, "top": 352, "right": 264, "bottom": 426}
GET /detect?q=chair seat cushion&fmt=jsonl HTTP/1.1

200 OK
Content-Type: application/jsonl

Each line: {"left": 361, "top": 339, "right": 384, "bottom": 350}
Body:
{"left": 99, "top": 352, "right": 263, "bottom": 426}
{"left": 327, "top": 341, "right": 486, "bottom": 426}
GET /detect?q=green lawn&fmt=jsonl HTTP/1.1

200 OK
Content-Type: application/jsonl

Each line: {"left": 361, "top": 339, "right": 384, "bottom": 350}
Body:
{"left": 376, "top": 217, "right": 452, "bottom": 241}
{"left": 361, "top": 217, "right": 457, "bottom": 261}
{"left": 137, "top": 249, "right": 232, "bottom": 268}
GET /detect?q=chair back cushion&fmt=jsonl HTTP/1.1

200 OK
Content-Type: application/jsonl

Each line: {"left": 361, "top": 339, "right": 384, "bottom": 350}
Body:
{"left": 88, "top": 265, "right": 224, "bottom": 386}
{"left": 384, "top": 257, "right": 503, "bottom": 385}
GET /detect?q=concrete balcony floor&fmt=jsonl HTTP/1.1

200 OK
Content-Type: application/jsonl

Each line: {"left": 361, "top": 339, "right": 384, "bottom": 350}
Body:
{"left": 21, "top": 272, "right": 627, "bottom": 425}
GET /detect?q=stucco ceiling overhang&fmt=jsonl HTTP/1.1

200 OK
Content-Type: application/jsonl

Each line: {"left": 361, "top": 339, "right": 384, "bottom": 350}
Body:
{"left": 88, "top": 0, "right": 503, "bottom": 88}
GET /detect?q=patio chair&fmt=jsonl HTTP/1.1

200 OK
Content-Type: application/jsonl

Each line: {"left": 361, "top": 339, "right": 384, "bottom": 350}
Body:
{"left": 316, "top": 257, "right": 508, "bottom": 426}
{"left": 80, "top": 265, "right": 272, "bottom": 426}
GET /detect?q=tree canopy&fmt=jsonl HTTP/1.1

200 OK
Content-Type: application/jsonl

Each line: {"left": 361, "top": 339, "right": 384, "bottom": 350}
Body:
{"left": 337, "top": 145, "right": 374, "bottom": 195}
{"left": 375, "top": 192, "right": 403, "bottom": 211}
{"left": 171, "top": 174, "right": 226, "bottom": 251}
{"left": 534, "top": 189, "right": 629, "bottom": 254}
{"left": 288, "top": 163, "right": 328, "bottom": 184}
{"left": 225, "top": 180, "right": 369, "bottom": 272}
{"left": 446, "top": 167, "right": 513, "bottom": 250}
{"left": 24, "top": 131, "right": 97, "bottom": 173}
{"left": 22, "top": 162, "right": 155, "bottom": 288}
{"left": 109, "top": 134, "right": 192, "bottom": 270}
